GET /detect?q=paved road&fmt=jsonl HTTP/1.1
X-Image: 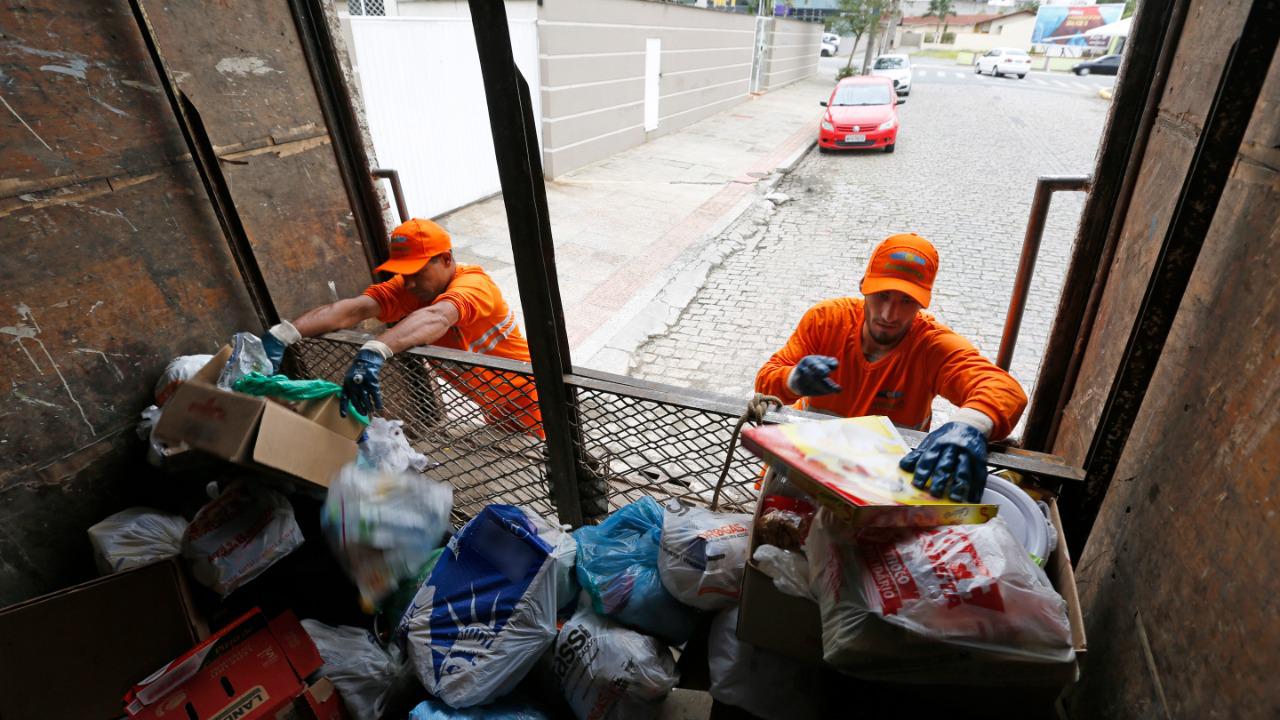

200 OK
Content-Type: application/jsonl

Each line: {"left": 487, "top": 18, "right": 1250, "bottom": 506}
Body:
{"left": 629, "top": 61, "right": 1111, "bottom": 434}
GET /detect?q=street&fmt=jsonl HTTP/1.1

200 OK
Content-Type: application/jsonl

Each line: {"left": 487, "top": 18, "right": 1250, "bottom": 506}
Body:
{"left": 628, "top": 51, "right": 1112, "bottom": 431}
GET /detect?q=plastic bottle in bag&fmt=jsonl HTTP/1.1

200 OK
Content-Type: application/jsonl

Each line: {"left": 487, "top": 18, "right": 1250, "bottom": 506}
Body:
{"left": 217, "top": 333, "right": 272, "bottom": 390}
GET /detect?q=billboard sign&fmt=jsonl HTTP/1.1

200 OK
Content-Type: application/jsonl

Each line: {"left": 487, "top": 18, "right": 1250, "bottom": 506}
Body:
{"left": 1032, "top": 4, "right": 1125, "bottom": 46}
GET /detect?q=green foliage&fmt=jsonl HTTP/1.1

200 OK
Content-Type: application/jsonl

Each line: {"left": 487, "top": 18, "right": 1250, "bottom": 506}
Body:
{"left": 835, "top": 66, "right": 857, "bottom": 81}
{"left": 940, "top": 31, "right": 955, "bottom": 44}
{"left": 1016, "top": 1, "right": 1040, "bottom": 13}
{"left": 922, "top": 0, "right": 956, "bottom": 22}
{"left": 1122, "top": 0, "right": 1137, "bottom": 19}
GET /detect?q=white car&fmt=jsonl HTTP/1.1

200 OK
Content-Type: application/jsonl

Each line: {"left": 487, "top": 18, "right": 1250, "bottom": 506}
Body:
{"left": 870, "top": 54, "right": 912, "bottom": 96}
{"left": 975, "top": 47, "right": 1033, "bottom": 78}
{"left": 821, "top": 33, "right": 840, "bottom": 57}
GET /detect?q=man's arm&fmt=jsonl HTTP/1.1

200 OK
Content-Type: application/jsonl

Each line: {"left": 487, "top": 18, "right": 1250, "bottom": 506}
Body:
{"left": 375, "top": 301, "right": 461, "bottom": 354}
{"left": 930, "top": 335, "right": 1027, "bottom": 441}
{"left": 291, "top": 296, "right": 382, "bottom": 337}
{"left": 755, "top": 303, "right": 836, "bottom": 403}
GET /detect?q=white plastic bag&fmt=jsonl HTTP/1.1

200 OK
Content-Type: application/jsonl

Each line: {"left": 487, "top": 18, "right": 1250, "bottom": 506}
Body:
{"left": 807, "top": 511, "right": 1075, "bottom": 674}
{"left": 87, "top": 507, "right": 188, "bottom": 574}
{"left": 401, "top": 505, "right": 577, "bottom": 708}
{"left": 217, "top": 333, "right": 271, "bottom": 390}
{"left": 707, "top": 607, "right": 822, "bottom": 720}
{"left": 182, "top": 481, "right": 303, "bottom": 595}
{"left": 322, "top": 462, "right": 453, "bottom": 611}
{"left": 657, "top": 501, "right": 752, "bottom": 610}
{"left": 359, "top": 417, "right": 431, "bottom": 474}
{"left": 752, "top": 544, "right": 810, "bottom": 599}
{"left": 301, "top": 619, "right": 399, "bottom": 720}
{"left": 155, "top": 354, "right": 213, "bottom": 406}
{"left": 137, "top": 405, "right": 188, "bottom": 468}
{"left": 550, "top": 602, "right": 678, "bottom": 720}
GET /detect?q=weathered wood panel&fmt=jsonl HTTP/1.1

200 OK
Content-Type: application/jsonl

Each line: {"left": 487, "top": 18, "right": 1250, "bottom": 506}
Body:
{"left": 1066, "top": 12, "right": 1280, "bottom": 720}
{"left": 140, "top": 0, "right": 373, "bottom": 319}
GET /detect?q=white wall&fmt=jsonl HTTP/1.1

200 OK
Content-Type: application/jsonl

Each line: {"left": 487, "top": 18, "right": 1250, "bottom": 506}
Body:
{"left": 345, "top": 3, "right": 541, "bottom": 219}
{"left": 761, "top": 17, "right": 821, "bottom": 91}
{"left": 538, "top": 0, "right": 757, "bottom": 177}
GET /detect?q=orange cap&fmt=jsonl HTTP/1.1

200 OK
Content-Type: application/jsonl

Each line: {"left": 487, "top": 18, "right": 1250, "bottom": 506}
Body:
{"left": 374, "top": 219, "right": 453, "bottom": 275}
{"left": 860, "top": 233, "right": 939, "bottom": 308}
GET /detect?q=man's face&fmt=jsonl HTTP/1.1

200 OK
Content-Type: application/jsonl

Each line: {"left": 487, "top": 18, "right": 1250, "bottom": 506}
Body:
{"left": 402, "top": 253, "right": 454, "bottom": 303}
{"left": 863, "top": 290, "right": 921, "bottom": 346}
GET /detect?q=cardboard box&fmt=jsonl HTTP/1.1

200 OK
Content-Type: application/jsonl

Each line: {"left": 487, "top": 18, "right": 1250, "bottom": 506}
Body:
{"left": 0, "top": 559, "right": 206, "bottom": 720}
{"left": 741, "top": 416, "right": 998, "bottom": 528}
{"left": 737, "top": 487, "right": 1088, "bottom": 690}
{"left": 124, "top": 608, "right": 344, "bottom": 720}
{"left": 154, "top": 347, "right": 358, "bottom": 488}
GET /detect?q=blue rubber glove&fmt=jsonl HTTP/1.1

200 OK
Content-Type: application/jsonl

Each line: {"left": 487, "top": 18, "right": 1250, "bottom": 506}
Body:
{"left": 789, "top": 355, "right": 842, "bottom": 396}
{"left": 341, "top": 349, "right": 385, "bottom": 418}
{"left": 260, "top": 333, "right": 287, "bottom": 376}
{"left": 899, "top": 421, "right": 989, "bottom": 503}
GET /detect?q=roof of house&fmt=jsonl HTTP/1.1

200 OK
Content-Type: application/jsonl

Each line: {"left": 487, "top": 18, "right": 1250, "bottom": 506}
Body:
{"left": 899, "top": 10, "right": 1033, "bottom": 27}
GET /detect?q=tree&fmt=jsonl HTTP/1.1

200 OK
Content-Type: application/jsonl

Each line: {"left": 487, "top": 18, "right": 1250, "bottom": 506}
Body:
{"left": 1122, "top": 0, "right": 1137, "bottom": 19}
{"left": 830, "top": 0, "right": 886, "bottom": 75}
{"left": 922, "top": 0, "right": 957, "bottom": 46}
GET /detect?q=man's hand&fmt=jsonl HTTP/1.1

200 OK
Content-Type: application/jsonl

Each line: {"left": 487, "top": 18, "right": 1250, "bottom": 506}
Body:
{"left": 341, "top": 344, "right": 390, "bottom": 417}
{"left": 899, "top": 421, "right": 989, "bottom": 503}
{"left": 788, "top": 355, "right": 842, "bottom": 396}
{"left": 259, "top": 321, "right": 301, "bottom": 375}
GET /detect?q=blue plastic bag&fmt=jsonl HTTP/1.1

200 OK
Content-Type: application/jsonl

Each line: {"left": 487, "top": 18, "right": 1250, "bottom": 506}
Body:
{"left": 573, "top": 497, "right": 698, "bottom": 645}
{"left": 408, "top": 698, "right": 550, "bottom": 720}
{"left": 400, "top": 505, "right": 576, "bottom": 708}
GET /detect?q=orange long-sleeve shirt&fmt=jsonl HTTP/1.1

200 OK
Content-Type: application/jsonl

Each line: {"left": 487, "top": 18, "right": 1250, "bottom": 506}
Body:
{"left": 363, "top": 265, "right": 542, "bottom": 436}
{"left": 755, "top": 298, "right": 1027, "bottom": 440}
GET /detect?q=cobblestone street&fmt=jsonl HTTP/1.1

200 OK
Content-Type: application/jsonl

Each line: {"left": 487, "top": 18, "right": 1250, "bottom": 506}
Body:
{"left": 628, "top": 75, "right": 1111, "bottom": 431}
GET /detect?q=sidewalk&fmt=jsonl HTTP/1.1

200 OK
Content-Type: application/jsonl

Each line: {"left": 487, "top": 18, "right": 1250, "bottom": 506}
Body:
{"left": 438, "top": 76, "right": 830, "bottom": 370}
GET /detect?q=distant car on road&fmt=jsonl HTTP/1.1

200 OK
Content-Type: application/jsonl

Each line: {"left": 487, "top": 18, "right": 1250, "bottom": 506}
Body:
{"left": 821, "top": 33, "right": 840, "bottom": 57}
{"left": 870, "top": 54, "right": 912, "bottom": 96}
{"left": 1072, "top": 54, "right": 1122, "bottom": 76}
{"left": 818, "top": 76, "right": 903, "bottom": 154}
{"left": 975, "top": 47, "right": 1032, "bottom": 78}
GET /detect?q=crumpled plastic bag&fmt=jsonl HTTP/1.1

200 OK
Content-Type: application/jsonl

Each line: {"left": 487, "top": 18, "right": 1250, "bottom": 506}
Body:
{"left": 87, "top": 507, "right": 188, "bottom": 574}
{"left": 137, "top": 405, "right": 189, "bottom": 468}
{"left": 359, "top": 417, "right": 431, "bottom": 474}
{"left": 657, "top": 501, "right": 752, "bottom": 610}
{"left": 155, "top": 354, "right": 213, "bottom": 406}
{"left": 549, "top": 601, "right": 679, "bottom": 720}
{"left": 182, "top": 481, "right": 303, "bottom": 595}
{"left": 322, "top": 463, "right": 453, "bottom": 611}
{"left": 400, "top": 505, "right": 577, "bottom": 708}
{"left": 707, "top": 607, "right": 823, "bottom": 720}
{"left": 807, "top": 511, "right": 1075, "bottom": 677}
{"left": 217, "top": 332, "right": 271, "bottom": 390}
{"left": 752, "top": 544, "right": 810, "bottom": 599}
{"left": 574, "top": 497, "right": 697, "bottom": 645}
{"left": 301, "top": 619, "right": 399, "bottom": 720}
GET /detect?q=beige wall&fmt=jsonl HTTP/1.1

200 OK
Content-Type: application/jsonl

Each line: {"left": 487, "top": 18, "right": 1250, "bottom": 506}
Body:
{"left": 896, "top": 14, "right": 1036, "bottom": 53}
{"left": 760, "top": 17, "right": 822, "bottom": 92}
{"left": 539, "top": 0, "right": 757, "bottom": 177}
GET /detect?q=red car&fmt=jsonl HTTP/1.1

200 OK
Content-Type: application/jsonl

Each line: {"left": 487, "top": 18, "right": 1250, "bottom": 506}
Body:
{"left": 818, "top": 76, "right": 903, "bottom": 153}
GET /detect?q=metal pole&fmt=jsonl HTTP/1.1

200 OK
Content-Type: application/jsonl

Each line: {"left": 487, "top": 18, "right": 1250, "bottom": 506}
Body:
{"left": 996, "top": 175, "right": 1091, "bottom": 371}
{"left": 372, "top": 168, "right": 410, "bottom": 224}
{"left": 467, "top": 0, "right": 597, "bottom": 526}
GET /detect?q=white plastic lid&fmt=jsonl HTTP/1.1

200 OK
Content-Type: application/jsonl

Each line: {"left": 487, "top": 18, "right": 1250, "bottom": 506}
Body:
{"left": 981, "top": 474, "right": 1050, "bottom": 563}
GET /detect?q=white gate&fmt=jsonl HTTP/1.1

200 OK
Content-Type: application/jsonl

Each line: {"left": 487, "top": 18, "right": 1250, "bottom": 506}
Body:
{"left": 348, "top": 11, "right": 541, "bottom": 220}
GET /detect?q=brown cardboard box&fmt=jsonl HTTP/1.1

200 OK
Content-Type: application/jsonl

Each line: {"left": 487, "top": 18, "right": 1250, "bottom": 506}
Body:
{"left": 154, "top": 348, "right": 358, "bottom": 488}
{"left": 0, "top": 559, "right": 206, "bottom": 720}
{"left": 737, "top": 491, "right": 1087, "bottom": 689}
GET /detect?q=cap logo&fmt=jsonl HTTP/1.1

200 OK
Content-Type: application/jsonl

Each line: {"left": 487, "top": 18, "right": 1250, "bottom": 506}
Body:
{"left": 890, "top": 251, "right": 927, "bottom": 266}
{"left": 885, "top": 262, "right": 926, "bottom": 280}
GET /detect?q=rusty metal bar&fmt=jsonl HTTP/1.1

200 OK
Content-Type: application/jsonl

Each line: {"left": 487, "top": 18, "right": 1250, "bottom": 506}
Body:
{"left": 372, "top": 168, "right": 409, "bottom": 224}
{"left": 996, "top": 175, "right": 1091, "bottom": 371}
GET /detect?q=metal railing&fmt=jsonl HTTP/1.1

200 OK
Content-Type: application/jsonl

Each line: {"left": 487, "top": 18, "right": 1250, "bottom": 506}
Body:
{"left": 293, "top": 333, "right": 779, "bottom": 525}
{"left": 997, "top": 174, "right": 1092, "bottom": 371}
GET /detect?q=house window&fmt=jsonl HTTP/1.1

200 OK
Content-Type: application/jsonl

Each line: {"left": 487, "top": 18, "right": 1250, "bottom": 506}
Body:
{"left": 349, "top": 0, "right": 386, "bottom": 16}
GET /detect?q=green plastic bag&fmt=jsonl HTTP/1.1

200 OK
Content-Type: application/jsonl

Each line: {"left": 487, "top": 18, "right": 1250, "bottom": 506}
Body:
{"left": 233, "top": 372, "right": 369, "bottom": 425}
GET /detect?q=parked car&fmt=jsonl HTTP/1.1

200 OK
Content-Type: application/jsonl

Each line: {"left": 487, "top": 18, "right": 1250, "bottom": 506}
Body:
{"left": 870, "top": 53, "right": 912, "bottom": 96}
{"left": 1072, "top": 54, "right": 1122, "bottom": 76}
{"left": 818, "top": 76, "right": 903, "bottom": 153}
{"left": 821, "top": 33, "right": 840, "bottom": 57}
{"left": 975, "top": 47, "right": 1033, "bottom": 78}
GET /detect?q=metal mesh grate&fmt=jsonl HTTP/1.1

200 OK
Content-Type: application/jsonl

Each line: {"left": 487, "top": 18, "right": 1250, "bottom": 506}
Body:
{"left": 348, "top": 0, "right": 386, "bottom": 16}
{"left": 292, "top": 336, "right": 766, "bottom": 525}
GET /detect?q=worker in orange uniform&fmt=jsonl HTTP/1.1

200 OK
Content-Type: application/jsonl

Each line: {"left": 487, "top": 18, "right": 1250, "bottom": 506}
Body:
{"left": 257, "top": 218, "right": 541, "bottom": 436}
{"left": 755, "top": 233, "right": 1026, "bottom": 502}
